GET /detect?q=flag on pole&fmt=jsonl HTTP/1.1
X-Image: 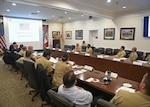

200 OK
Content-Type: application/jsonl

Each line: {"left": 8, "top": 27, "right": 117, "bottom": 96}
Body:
{"left": 43, "top": 25, "right": 49, "bottom": 48}
{"left": 0, "top": 22, "right": 6, "bottom": 52}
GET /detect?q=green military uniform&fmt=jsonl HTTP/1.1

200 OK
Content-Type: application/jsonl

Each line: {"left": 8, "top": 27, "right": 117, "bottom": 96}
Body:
{"left": 110, "top": 90, "right": 150, "bottom": 107}
{"left": 86, "top": 47, "right": 93, "bottom": 55}
{"left": 35, "top": 57, "right": 52, "bottom": 73}
{"left": 128, "top": 51, "right": 138, "bottom": 61}
{"left": 146, "top": 55, "right": 150, "bottom": 62}
{"left": 52, "top": 61, "right": 71, "bottom": 87}
{"left": 116, "top": 50, "right": 126, "bottom": 58}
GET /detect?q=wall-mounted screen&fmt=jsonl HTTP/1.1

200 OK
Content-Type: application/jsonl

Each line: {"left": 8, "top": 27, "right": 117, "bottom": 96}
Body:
{"left": 143, "top": 16, "right": 150, "bottom": 38}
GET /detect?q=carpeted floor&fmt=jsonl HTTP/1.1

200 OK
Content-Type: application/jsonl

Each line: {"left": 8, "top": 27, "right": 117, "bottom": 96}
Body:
{"left": 0, "top": 57, "right": 51, "bottom": 107}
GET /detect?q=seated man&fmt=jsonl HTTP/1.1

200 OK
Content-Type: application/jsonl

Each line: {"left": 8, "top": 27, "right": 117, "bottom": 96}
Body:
{"left": 110, "top": 70, "right": 150, "bottom": 107}
{"left": 19, "top": 46, "right": 27, "bottom": 57}
{"left": 128, "top": 47, "right": 138, "bottom": 61}
{"left": 58, "top": 71, "right": 93, "bottom": 107}
{"left": 18, "top": 50, "right": 34, "bottom": 62}
{"left": 52, "top": 52, "right": 72, "bottom": 87}
{"left": 146, "top": 55, "right": 150, "bottom": 62}
{"left": 35, "top": 49, "right": 53, "bottom": 75}
{"left": 86, "top": 44, "right": 93, "bottom": 55}
{"left": 116, "top": 46, "right": 126, "bottom": 58}
{"left": 74, "top": 43, "right": 81, "bottom": 52}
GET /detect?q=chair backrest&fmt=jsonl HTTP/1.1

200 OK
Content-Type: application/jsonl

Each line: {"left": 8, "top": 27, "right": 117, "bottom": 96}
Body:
{"left": 98, "top": 47, "right": 105, "bottom": 54}
{"left": 125, "top": 50, "right": 131, "bottom": 58}
{"left": 23, "top": 60, "right": 38, "bottom": 89}
{"left": 94, "top": 48, "right": 101, "bottom": 54}
{"left": 82, "top": 46, "right": 86, "bottom": 52}
{"left": 16, "top": 60, "right": 28, "bottom": 79}
{"left": 95, "top": 98, "right": 117, "bottom": 107}
{"left": 47, "top": 89, "right": 75, "bottom": 107}
{"left": 64, "top": 45, "right": 69, "bottom": 51}
{"left": 105, "top": 48, "right": 113, "bottom": 55}
{"left": 36, "top": 64, "right": 51, "bottom": 101}
{"left": 113, "top": 49, "right": 120, "bottom": 55}
{"left": 136, "top": 51, "right": 144, "bottom": 60}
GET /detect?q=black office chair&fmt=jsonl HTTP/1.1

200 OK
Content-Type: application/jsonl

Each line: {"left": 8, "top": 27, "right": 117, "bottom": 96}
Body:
{"left": 105, "top": 48, "right": 113, "bottom": 55}
{"left": 125, "top": 50, "right": 131, "bottom": 58}
{"left": 94, "top": 48, "right": 101, "bottom": 54}
{"left": 82, "top": 46, "right": 87, "bottom": 52}
{"left": 113, "top": 49, "right": 120, "bottom": 55}
{"left": 145, "top": 52, "right": 150, "bottom": 60}
{"left": 95, "top": 98, "right": 117, "bottom": 107}
{"left": 98, "top": 47, "right": 105, "bottom": 54}
{"left": 23, "top": 60, "right": 39, "bottom": 101}
{"left": 64, "top": 45, "right": 69, "bottom": 51}
{"left": 16, "top": 60, "right": 28, "bottom": 80}
{"left": 47, "top": 89, "right": 75, "bottom": 107}
{"left": 136, "top": 51, "right": 144, "bottom": 60}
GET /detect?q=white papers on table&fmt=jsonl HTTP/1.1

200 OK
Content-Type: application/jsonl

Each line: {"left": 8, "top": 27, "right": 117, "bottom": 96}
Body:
{"left": 74, "top": 52, "right": 79, "bottom": 54}
{"left": 74, "top": 69, "right": 87, "bottom": 75}
{"left": 49, "top": 57, "right": 58, "bottom": 63}
{"left": 58, "top": 49, "right": 62, "bottom": 51}
{"left": 84, "top": 65, "right": 93, "bottom": 71}
{"left": 137, "top": 60, "right": 148, "bottom": 64}
{"left": 97, "top": 55, "right": 104, "bottom": 59}
{"left": 85, "top": 77, "right": 99, "bottom": 82}
{"left": 113, "top": 58, "right": 121, "bottom": 62}
{"left": 116, "top": 86, "right": 135, "bottom": 93}
{"left": 72, "top": 65, "right": 84, "bottom": 69}
{"left": 68, "top": 61, "right": 75, "bottom": 65}
{"left": 133, "top": 61, "right": 143, "bottom": 66}
{"left": 103, "top": 55, "right": 109, "bottom": 58}
{"left": 85, "top": 53, "right": 90, "bottom": 56}
{"left": 67, "top": 50, "right": 71, "bottom": 53}
{"left": 120, "top": 57, "right": 127, "bottom": 61}
{"left": 52, "top": 48, "right": 55, "bottom": 50}
{"left": 105, "top": 71, "right": 118, "bottom": 78}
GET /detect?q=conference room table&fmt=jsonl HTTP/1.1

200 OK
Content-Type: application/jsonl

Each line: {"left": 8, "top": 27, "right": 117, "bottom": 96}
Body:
{"left": 49, "top": 49, "right": 145, "bottom": 100}
{"left": 50, "top": 49, "right": 150, "bottom": 82}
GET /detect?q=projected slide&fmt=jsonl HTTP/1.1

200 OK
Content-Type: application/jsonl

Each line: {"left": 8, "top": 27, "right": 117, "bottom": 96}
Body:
{"left": 8, "top": 18, "right": 40, "bottom": 42}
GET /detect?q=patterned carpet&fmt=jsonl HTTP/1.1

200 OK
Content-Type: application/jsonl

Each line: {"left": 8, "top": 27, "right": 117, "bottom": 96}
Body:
{"left": 0, "top": 58, "right": 51, "bottom": 107}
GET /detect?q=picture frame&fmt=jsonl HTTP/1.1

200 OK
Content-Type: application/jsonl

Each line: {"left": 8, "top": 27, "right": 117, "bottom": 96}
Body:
{"left": 120, "top": 28, "right": 135, "bottom": 40}
{"left": 75, "top": 30, "right": 83, "bottom": 40}
{"left": 104, "top": 28, "right": 115, "bottom": 40}
{"left": 52, "top": 31, "right": 60, "bottom": 39}
{"left": 65, "top": 31, "right": 72, "bottom": 39}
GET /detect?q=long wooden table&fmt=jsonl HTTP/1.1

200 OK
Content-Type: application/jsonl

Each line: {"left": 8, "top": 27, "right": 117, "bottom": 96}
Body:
{"left": 51, "top": 49, "right": 150, "bottom": 82}
{"left": 50, "top": 49, "right": 142, "bottom": 100}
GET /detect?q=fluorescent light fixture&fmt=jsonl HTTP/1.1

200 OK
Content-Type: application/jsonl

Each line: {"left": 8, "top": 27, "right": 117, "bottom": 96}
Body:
{"left": 81, "top": 14, "right": 84, "bottom": 17}
{"left": 68, "top": 17, "right": 71, "bottom": 20}
{"left": 64, "top": 12, "right": 67, "bottom": 14}
{"left": 122, "top": 6, "right": 126, "bottom": 8}
{"left": 6, "top": 9, "right": 10, "bottom": 12}
{"left": 37, "top": 10, "right": 40, "bottom": 13}
{"left": 107, "top": 0, "right": 111, "bottom": 3}
{"left": 12, "top": 3, "right": 16, "bottom": 6}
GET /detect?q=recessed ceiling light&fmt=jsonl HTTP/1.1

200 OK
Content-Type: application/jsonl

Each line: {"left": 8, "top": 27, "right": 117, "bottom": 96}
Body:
{"left": 64, "top": 12, "right": 67, "bottom": 14}
{"left": 81, "top": 14, "right": 84, "bottom": 17}
{"left": 6, "top": 9, "right": 10, "bottom": 12}
{"left": 37, "top": 10, "right": 40, "bottom": 13}
{"left": 122, "top": 6, "right": 126, "bottom": 9}
{"left": 12, "top": 3, "right": 16, "bottom": 6}
{"left": 107, "top": 0, "right": 111, "bottom": 3}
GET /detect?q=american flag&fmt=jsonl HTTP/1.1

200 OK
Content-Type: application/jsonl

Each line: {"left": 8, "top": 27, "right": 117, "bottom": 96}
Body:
{"left": 0, "top": 22, "right": 6, "bottom": 52}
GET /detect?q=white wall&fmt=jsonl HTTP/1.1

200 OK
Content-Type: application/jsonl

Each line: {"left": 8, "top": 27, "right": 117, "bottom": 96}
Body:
{"left": 63, "top": 15, "right": 150, "bottom": 52}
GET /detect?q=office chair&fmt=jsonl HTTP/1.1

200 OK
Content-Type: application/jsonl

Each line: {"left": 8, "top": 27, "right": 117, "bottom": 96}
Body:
{"left": 105, "top": 48, "right": 113, "bottom": 55}
{"left": 94, "top": 48, "right": 101, "bottom": 54}
{"left": 47, "top": 89, "right": 75, "bottom": 107}
{"left": 125, "top": 50, "right": 131, "bottom": 58}
{"left": 95, "top": 98, "right": 117, "bottom": 107}
{"left": 113, "top": 49, "right": 120, "bottom": 55}
{"left": 136, "top": 51, "right": 144, "bottom": 60}
{"left": 82, "top": 46, "right": 87, "bottom": 52}
{"left": 36, "top": 64, "right": 52, "bottom": 107}
{"left": 16, "top": 60, "right": 28, "bottom": 80}
{"left": 98, "top": 47, "right": 105, "bottom": 54}
{"left": 23, "top": 60, "right": 39, "bottom": 101}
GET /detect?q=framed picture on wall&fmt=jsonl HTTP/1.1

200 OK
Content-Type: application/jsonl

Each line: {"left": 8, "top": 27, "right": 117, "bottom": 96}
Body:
{"left": 65, "top": 31, "right": 72, "bottom": 39}
{"left": 104, "top": 28, "right": 115, "bottom": 40}
{"left": 75, "top": 30, "right": 83, "bottom": 40}
{"left": 120, "top": 28, "right": 135, "bottom": 40}
{"left": 52, "top": 31, "right": 60, "bottom": 39}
